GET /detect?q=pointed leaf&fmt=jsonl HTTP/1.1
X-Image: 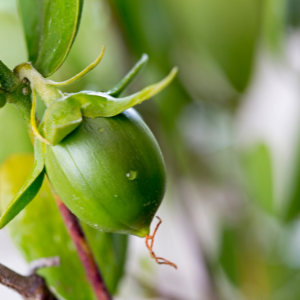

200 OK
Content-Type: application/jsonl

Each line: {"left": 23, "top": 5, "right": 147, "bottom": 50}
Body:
{"left": 64, "top": 67, "right": 178, "bottom": 118}
{"left": 0, "top": 138, "right": 45, "bottom": 228}
{"left": 18, "top": 0, "right": 84, "bottom": 77}
{"left": 107, "top": 54, "right": 149, "bottom": 97}
{"left": 0, "top": 154, "right": 128, "bottom": 298}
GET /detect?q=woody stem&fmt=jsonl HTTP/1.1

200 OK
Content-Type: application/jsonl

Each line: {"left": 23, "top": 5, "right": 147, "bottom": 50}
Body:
{"left": 54, "top": 195, "right": 112, "bottom": 300}
{"left": 0, "top": 263, "right": 58, "bottom": 300}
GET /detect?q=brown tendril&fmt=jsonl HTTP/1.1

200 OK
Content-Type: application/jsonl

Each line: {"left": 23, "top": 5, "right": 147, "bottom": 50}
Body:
{"left": 145, "top": 216, "right": 177, "bottom": 269}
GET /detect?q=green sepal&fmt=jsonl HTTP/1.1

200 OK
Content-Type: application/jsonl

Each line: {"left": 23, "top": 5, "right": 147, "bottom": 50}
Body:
{"left": 41, "top": 98, "right": 82, "bottom": 146}
{"left": 81, "top": 67, "right": 178, "bottom": 117}
{"left": 18, "top": 0, "right": 84, "bottom": 77}
{"left": 0, "top": 138, "right": 45, "bottom": 229}
{"left": 106, "top": 54, "right": 149, "bottom": 97}
{"left": 41, "top": 67, "right": 177, "bottom": 146}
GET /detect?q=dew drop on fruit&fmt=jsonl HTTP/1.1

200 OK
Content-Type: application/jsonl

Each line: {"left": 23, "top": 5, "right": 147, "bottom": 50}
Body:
{"left": 126, "top": 170, "right": 138, "bottom": 180}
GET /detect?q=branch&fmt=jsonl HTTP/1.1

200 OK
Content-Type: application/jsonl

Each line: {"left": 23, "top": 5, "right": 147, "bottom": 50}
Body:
{"left": 0, "top": 263, "right": 58, "bottom": 300}
{"left": 54, "top": 194, "right": 112, "bottom": 300}
{"left": 28, "top": 257, "right": 60, "bottom": 276}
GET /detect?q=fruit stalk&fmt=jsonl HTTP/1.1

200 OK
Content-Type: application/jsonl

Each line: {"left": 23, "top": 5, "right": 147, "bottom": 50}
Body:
{"left": 55, "top": 194, "right": 112, "bottom": 300}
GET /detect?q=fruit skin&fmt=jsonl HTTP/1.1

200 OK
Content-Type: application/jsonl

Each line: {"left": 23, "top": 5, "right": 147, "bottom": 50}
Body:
{"left": 45, "top": 108, "right": 166, "bottom": 237}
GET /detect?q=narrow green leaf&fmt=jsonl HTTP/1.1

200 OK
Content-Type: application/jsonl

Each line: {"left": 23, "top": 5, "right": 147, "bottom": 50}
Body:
{"left": 107, "top": 54, "right": 149, "bottom": 97}
{"left": 18, "top": 0, "right": 84, "bottom": 77}
{"left": 0, "top": 154, "right": 127, "bottom": 298}
{"left": 0, "top": 139, "right": 45, "bottom": 229}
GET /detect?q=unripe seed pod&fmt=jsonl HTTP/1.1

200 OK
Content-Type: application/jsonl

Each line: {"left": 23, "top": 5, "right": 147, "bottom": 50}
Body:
{"left": 45, "top": 108, "right": 166, "bottom": 237}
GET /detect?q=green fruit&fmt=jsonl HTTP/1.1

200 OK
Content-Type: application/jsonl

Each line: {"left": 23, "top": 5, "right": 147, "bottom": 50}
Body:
{"left": 0, "top": 154, "right": 127, "bottom": 299}
{"left": 0, "top": 55, "right": 176, "bottom": 233}
{"left": 45, "top": 108, "right": 166, "bottom": 237}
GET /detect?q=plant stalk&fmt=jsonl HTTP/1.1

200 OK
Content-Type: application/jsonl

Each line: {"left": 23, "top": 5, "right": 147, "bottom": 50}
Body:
{"left": 54, "top": 194, "right": 112, "bottom": 300}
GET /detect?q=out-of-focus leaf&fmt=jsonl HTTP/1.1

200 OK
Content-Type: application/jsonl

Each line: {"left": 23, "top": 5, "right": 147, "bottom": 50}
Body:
{"left": 0, "top": 1, "right": 27, "bottom": 68}
{"left": 18, "top": 0, "right": 84, "bottom": 77}
{"left": 218, "top": 222, "right": 300, "bottom": 299}
{"left": 218, "top": 225, "right": 240, "bottom": 286}
{"left": 161, "top": 0, "right": 263, "bottom": 92}
{"left": 0, "top": 104, "right": 33, "bottom": 165}
{"left": 242, "top": 144, "right": 274, "bottom": 215}
{"left": 283, "top": 137, "right": 300, "bottom": 222}
{"left": 0, "top": 154, "right": 127, "bottom": 299}
{"left": 0, "top": 139, "right": 45, "bottom": 230}
{"left": 287, "top": 0, "right": 300, "bottom": 28}
{"left": 262, "top": 0, "right": 285, "bottom": 52}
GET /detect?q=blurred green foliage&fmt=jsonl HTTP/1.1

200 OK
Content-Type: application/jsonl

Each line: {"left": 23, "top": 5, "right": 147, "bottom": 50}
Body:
{"left": 242, "top": 144, "right": 274, "bottom": 216}
{"left": 287, "top": 0, "right": 300, "bottom": 27}
{"left": 0, "top": 105, "right": 33, "bottom": 164}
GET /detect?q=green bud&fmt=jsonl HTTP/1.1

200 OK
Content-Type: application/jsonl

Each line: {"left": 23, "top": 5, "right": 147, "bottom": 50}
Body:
{"left": 45, "top": 109, "right": 166, "bottom": 237}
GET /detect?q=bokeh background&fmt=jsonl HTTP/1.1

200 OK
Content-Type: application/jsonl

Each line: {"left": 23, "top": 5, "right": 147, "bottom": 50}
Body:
{"left": 1, "top": 0, "right": 300, "bottom": 299}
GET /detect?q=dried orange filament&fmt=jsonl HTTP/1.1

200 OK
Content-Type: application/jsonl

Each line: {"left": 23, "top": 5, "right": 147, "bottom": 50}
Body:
{"left": 145, "top": 216, "right": 177, "bottom": 269}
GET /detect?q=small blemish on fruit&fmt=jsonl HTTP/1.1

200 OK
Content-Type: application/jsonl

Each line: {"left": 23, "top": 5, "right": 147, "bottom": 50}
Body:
{"left": 98, "top": 128, "right": 104, "bottom": 133}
